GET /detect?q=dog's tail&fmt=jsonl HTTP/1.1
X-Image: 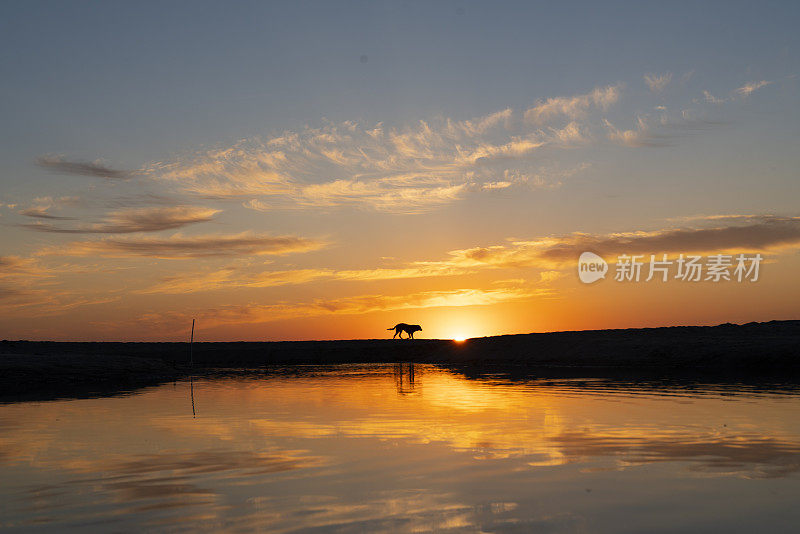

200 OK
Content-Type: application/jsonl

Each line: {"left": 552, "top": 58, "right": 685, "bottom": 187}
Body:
{"left": 387, "top": 325, "right": 398, "bottom": 330}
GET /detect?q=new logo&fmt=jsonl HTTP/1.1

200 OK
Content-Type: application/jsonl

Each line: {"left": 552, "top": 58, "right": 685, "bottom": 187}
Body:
{"left": 578, "top": 252, "right": 608, "bottom": 284}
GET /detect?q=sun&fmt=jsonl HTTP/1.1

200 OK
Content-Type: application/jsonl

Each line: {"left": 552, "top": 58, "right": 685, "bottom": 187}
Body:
{"left": 451, "top": 334, "right": 469, "bottom": 342}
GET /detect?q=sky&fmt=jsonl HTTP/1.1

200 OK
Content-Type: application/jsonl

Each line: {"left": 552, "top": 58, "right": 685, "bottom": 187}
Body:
{"left": 0, "top": 0, "right": 799, "bottom": 341}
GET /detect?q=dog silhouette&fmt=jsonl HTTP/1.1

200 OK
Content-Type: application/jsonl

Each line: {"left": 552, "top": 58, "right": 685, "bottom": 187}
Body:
{"left": 388, "top": 323, "right": 422, "bottom": 339}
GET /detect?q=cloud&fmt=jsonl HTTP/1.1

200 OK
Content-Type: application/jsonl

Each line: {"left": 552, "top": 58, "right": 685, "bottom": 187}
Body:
{"left": 246, "top": 180, "right": 470, "bottom": 215}
{"left": 20, "top": 209, "right": 75, "bottom": 220}
{"left": 138, "top": 260, "right": 477, "bottom": 295}
{"left": 701, "top": 80, "right": 772, "bottom": 105}
{"left": 524, "top": 85, "right": 621, "bottom": 125}
{"left": 0, "top": 255, "right": 119, "bottom": 316}
{"left": 36, "top": 155, "right": 133, "bottom": 179}
{"left": 99, "top": 194, "right": 182, "bottom": 209}
{"left": 447, "top": 215, "right": 800, "bottom": 267}
{"left": 137, "top": 214, "right": 800, "bottom": 294}
{"left": 0, "top": 256, "right": 50, "bottom": 279}
{"left": 0, "top": 255, "right": 122, "bottom": 281}
{"left": 314, "top": 215, "right": 800, "bottom": 274}
{"left": 40, "top": 232, "right": 327, "bottom": 259}
{"left": 644, "top": 72, "right": 672, "bottom": 93}
{"left": 333, "top": 264, "right": 471, "bottom": 282}
{"left": 603, "top": 117, "right": 666, "bottom": 147}
{"left": 538, "top": 270, "right": 564, "bottom": 284}
{"left": 25, "top": 76, "right": 770, "bottom": 222}
{"left": 0, "top": 287, "right": 117, "bottom": 317}
{"left": 604, "top": 110, "right": 724, "bottom": 148}
{"left": 242, "top": 161, "right": 587, "bottom": 214}
{"left": 138, "top": 267, "right": 334, "bottom": 294}
{"left": 19, "top": 196, "right": 81, "bottom": 220}
{"left": 132, "top": 284, "right": 552, "bottom": 329}
{"left": 312, "top": 286, "right": 549, "bottom": 314}
{"left": 21, "top": 206, "right": 219, "bottom": 234}
{"left": 134, "top": 77, "right": 765, "bottom": 212}
{"left": 735, "top": 80, "right": 772, "bottom": 97}
{"left": 703, "top": 90, "right": 727, "bottom": 104}
{"left": 150, "top": 100, "right": 596, "bottom": 213}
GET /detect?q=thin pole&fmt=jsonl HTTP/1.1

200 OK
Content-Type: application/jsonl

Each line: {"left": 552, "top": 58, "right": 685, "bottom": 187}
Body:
{"left": 189, "top": 318, "right": 196, "bottom": 418}
{"left": 189, "top": 318, "right": 195, "bottom": 367}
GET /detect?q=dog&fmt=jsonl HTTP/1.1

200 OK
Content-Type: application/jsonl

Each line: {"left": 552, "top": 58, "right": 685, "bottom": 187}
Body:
{"left": 387, "top": 323, "right": 422, "bottom": 339}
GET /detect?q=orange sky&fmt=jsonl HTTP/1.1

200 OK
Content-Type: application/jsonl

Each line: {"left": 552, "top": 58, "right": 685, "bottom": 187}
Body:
{"left": 1, "top": 5, "right": 799, "bottom": 341}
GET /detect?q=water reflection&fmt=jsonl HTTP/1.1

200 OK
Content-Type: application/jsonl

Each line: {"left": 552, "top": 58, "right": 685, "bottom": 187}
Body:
{"left": 394, "top": 363, "right": 416, "bottom": 395}
{"left": 20, "top": 450, "right": 322, "bottom": 521}
{"left": 190, "top": 374, "right": 196, "bottom": 418}
{"left": 1, "top": 365, "right": 799, "bottom": 532}
{"left": 550, "top": 431, "right": 800, "bottom": 478}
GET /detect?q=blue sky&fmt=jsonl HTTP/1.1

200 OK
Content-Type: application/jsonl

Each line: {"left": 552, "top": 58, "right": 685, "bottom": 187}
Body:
{"left": 3, "top": 1, "right": 797, "bottom": 163}
{"left": 1, "top": 1, "right": 799, "bottom": 339}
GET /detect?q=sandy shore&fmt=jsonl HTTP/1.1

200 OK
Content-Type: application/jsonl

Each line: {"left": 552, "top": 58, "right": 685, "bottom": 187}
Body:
{"left": 2, "top": 320, "right": 799, "bottom": 401}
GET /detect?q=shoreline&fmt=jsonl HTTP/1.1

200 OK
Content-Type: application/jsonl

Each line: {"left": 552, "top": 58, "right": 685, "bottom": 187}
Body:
{"left": 2, "top": 320, "right": 799, "bottom": 402}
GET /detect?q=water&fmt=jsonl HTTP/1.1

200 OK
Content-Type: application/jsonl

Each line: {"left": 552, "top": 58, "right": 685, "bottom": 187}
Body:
{"left": 1, "top": 364, "right": 799, "bottom": 532}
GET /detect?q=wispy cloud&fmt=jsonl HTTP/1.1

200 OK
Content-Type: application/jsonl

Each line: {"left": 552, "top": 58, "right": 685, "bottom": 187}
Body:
{"left": 150, "top": 98, "right": 600, "bottom": 213}
{"left": 113, "top": 77, "right": 765, "bottom": 214}
{"left": 137, "top": 260, "right": 477, "bottom": 295}
{"left": 0, "top": 255, "right": 50, "bottom": 279}
{"left": 604, "top": 109, "right": 724, "bottom": 148}
{"left": 735, "top": 80, "right": 772, "bottom": 97}
{"left": 244, "top": 181, "right": 469, "bottom": 214}
{"left": 703, "top": 90, "right": 727, "bottom": 104}
{"left": 524, "top": 85, "right": 621, "bottom": 125}
{"left": 36, "top": 155, "right": 134, "bottom": 180}
{"left": 130, "top": 284, "right": 552, "bottom": 329}
{"left": 0, "top": 255, "right": 119, "bottom": 316}
{"left": 136, "top": 214, "right": 800, "bottom": 295}
{"left": 701, "top": 79, "right": 773, "bottom": 105}
{"left": 0, "top": 288, "right": 117, "bottom": 317}
{"left": 21, "top": 206, "right": 219, "bottom": 234}
{"left": 0, "top": 286, "right": 117, "bottom": 317}
{"left": 603, "top": 117, "right": 666, "bottom": 147}
{"left": 644, "top": 72, "right": 672, "bottom": 93}
{"left": 40, "top": 232, "right": 327, "bottom": 259}
{"left": 312, "top": 286, "right": 550, "bottom": 314}
{"left": 20, "top": 210, "right": 76, "bottom": 220}
{"left": 19, "top": 196, "right": 81, "bottom": 220}
{"left": 27, "top": 76, "right": 776, "bottom": 224}
{"left": 138, "top": 267, "right": 334, "bottom": 294}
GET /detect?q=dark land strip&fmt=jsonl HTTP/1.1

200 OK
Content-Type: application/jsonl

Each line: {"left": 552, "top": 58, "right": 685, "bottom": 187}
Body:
{"left": 2, "top": 320, "right": 799, "bottom": 402}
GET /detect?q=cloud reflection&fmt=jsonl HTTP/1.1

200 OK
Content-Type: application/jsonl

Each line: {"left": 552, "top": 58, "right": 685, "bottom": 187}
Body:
{"left": 2, "top": 367, "right": 800, "bottom": 531}
{"left": 551, "top": 431, "right": 800, "bottom": 478}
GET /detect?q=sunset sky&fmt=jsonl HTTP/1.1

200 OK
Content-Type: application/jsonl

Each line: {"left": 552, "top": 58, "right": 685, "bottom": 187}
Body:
{"left": 1, "top": 1, "right": 799, "bottom": 341}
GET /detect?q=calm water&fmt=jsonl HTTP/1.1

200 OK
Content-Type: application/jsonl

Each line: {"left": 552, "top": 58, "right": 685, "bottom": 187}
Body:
{"left": 1, "top": 365, "right": 800, "bottom": 533}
